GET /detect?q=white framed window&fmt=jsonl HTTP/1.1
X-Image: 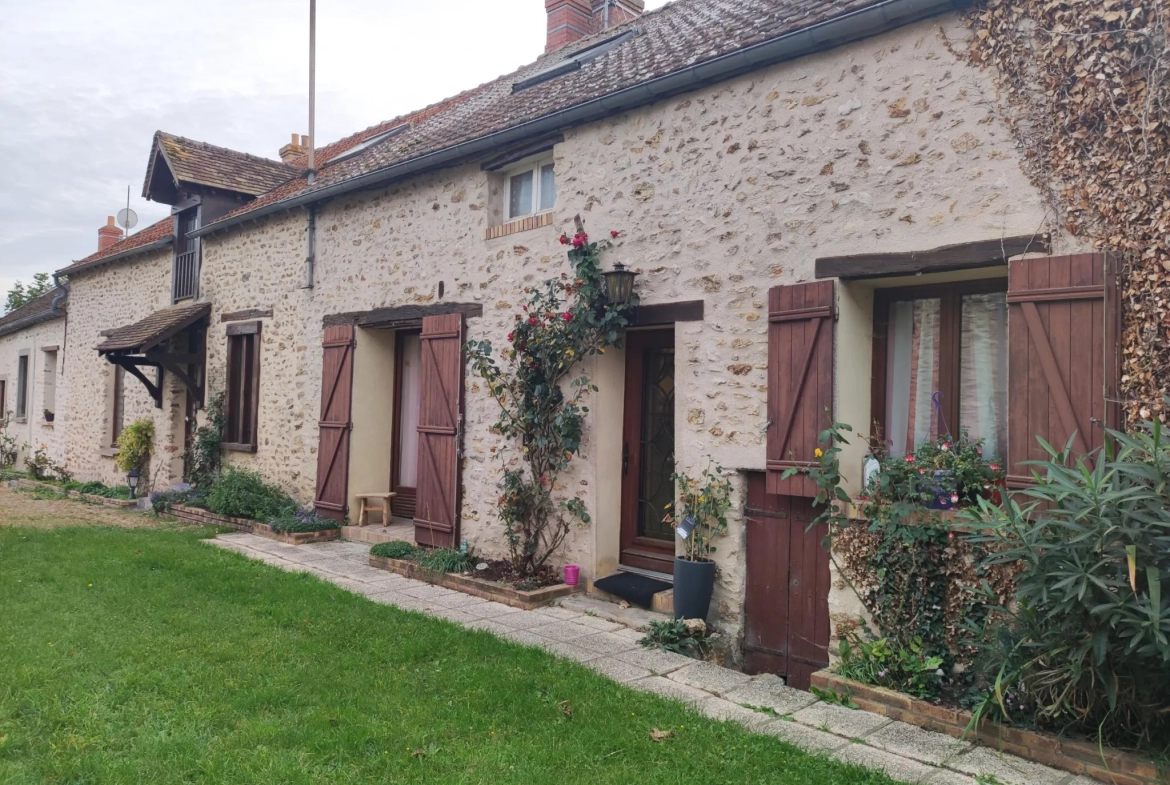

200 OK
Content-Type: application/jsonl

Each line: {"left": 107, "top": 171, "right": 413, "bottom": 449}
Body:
{"left": 506, "top": 155, "right": 556, "bottom": 221}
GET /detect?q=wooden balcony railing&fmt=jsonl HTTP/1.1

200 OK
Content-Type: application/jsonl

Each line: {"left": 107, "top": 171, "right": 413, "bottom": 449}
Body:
{"left": 172, "top": 250, "right": 200, "bottom": 302}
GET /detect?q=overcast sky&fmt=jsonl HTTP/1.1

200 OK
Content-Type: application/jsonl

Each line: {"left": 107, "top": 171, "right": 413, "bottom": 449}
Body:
{"left": 0, "top": 0, "right": 670, "bottom": 298}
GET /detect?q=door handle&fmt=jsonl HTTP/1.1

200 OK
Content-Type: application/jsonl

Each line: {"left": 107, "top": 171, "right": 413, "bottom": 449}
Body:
{"left": 622, "top": 443, "right": 629, "bottom": 476}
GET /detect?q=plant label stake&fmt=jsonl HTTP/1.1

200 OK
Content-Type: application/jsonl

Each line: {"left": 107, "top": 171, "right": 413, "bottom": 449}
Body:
{"left": 676, "top": 514, "right": 697, "bottom": 540}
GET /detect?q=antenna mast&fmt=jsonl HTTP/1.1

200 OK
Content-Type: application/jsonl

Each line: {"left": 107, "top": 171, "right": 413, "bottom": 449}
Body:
{"left": 307, "top": 0, "right": 317, "bottom": 182}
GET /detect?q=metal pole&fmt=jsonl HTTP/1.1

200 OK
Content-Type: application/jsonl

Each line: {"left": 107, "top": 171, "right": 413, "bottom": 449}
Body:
{"left": 307, "top": 0, "right": 316, "bottom": 181}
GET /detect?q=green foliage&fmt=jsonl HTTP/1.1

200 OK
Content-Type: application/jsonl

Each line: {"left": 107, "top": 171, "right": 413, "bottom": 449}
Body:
{"left": 24, "top": 444, "right": 71, "bottom": 482}
{"left": 415, "top": 548, "right": 476, "bottom": 575}
{"left": 205, "top": 467, "right": 297, "bottom": 522}
{"left": 466, "top": 222, "right": 635, "bottom": 577}
{"left": 789, "top": 421, "right": 1016, "bottom": 674}
{"left": 663, "top": 462, "right": 732, "bottom": 562}
{"left": 962, "top": 418, "right": 1170, "bottom": 749}
{"left": 185, "top": 393, "right": 225, "bottom": 488}
{"left": 114, "top": 418, "right": 155, "bottom": 474}
{"left": 4, "top": 272, "right": 52, "bottom": 314}
{"left": 0, "top": 468, "right": 25, "bottom": 482}
{"left": 370, "top": 541, "right": 420, "bottom": 560}
{"left": 639, "top": 619, "right": 710, "bottom": 658}
{"left": 150, "top": 487, "right": 207, "bottom": 515}
{"left": 61, "top": 480, "right": 132, "bottom": 500}
{"left": 267, "top": 508, "right": 339, "bottom": 534}
{"left": 808, "top": 686, "right": 859, "bottom": 709}
{"left": 837, "top": 633, "right": 945, "bottom": 700}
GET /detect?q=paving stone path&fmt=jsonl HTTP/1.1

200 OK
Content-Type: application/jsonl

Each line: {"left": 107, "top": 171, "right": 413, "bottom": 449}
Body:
{"left": 211, "top": 534, "right": 1094, "bottom": 785}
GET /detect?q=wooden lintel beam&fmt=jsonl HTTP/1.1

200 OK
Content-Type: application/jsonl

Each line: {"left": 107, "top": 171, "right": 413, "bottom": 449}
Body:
{"left": 814, "top": 234, "right": 1051, "bottom": 280}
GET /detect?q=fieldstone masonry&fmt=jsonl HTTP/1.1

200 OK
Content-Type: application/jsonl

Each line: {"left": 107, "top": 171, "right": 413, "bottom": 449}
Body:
{"left": 63, "top": 14, "right": 1067, "bottom": 657}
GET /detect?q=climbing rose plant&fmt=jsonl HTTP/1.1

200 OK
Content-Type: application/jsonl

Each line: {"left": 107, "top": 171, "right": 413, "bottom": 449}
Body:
{"left": 466, "top": 223, "right": 636, "bottom": 577}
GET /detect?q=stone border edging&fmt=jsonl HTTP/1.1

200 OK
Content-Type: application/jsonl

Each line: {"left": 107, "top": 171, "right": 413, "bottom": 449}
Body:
{"left": 169, "top": 506, "right": 340, "bottom": 544}
{"left": 811, "top": 670, "right": 1166, "bottom": 785}
{"left": 12, "top": 478, "right": 137, "bottom": 508}
{"left": 369, "top": 554, "right": 583, "bottom": 610}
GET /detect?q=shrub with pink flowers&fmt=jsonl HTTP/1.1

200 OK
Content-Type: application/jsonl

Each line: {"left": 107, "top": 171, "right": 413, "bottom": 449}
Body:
{"left": 466, "top": 220, "right": 636, "bottom": 577}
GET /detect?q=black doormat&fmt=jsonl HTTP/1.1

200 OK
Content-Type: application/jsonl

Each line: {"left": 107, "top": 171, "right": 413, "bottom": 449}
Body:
{"left": 594, "top": 572, "right": 672, "bottom": 609}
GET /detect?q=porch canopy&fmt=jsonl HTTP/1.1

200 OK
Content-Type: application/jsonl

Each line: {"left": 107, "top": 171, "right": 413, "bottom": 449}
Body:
{"left": 97, "top": 302, "right": 210, "bottom": 408}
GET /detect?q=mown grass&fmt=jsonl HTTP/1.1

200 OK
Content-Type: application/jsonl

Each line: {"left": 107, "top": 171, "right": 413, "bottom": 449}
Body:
{"left": 0, "top": 526, "right": 903, "bottom": 784}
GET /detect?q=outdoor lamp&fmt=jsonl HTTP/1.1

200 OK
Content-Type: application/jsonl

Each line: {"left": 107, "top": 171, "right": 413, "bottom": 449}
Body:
{"left": 602, "top": 263, "right": 639, "bottom": 307}
{"left": 126, "top": 468, "right": 141, "bottom": 499}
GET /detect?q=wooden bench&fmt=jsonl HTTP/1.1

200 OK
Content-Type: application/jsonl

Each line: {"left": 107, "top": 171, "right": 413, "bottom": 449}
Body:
{"left": 354, "top": 493, "right": 397, "bottom": 526}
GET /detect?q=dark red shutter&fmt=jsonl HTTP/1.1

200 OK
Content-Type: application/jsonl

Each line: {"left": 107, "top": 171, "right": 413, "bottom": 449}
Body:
{"left": 766, "top": 281, "right": 836, "bottom": 497}
{"left": 414, "top": 313, "right": 465, "bottom": 548}
{"left": 1007, "top": 254, "right": 1120, "bottom": 487}
{"left": 314, "top": 324, "right": 356, "bottom": 522}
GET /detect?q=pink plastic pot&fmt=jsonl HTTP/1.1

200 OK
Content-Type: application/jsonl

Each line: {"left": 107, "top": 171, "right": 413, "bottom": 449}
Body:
{"left": 563, "top": 565, "right": 580, "bottom": 586}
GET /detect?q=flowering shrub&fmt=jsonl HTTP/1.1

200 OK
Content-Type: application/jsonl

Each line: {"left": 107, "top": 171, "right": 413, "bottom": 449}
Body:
{"left": 466, "top": 220, "right": 635, "bottom": 577}
{"left": 663, "top": 462, "right": 732, "bottom": 562}
{"left": 0, "top": 411, "right": 24, "bottom": 468}
{"left": 25, "top": 444, "right": 70, "bottom": 482}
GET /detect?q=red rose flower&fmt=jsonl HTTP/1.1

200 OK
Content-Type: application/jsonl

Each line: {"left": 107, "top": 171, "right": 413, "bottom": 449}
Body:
{"left": 507, "top": 332, "right": 514, "bottom": 342}
{"left": 905, "top": 454, "right": 915, "bottom": 463}
{"left": 611, "top": 230, "right": 620, "bottom": 238}
{"left": 559, "top": 235, "right": 570, "bottom": 245}
{"left": 562, "top": 312, "right": 573, "bottom": 322}
{"left": 527, "top": 317, "right": 538, "bottom": 326}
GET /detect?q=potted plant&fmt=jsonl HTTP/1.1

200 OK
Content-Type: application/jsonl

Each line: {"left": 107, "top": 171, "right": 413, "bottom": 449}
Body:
{"left": 664, "top": 462, "right": 732, "bottom": 621}
{"left": 43, "top": 409, "right": 54, "bottom": 423}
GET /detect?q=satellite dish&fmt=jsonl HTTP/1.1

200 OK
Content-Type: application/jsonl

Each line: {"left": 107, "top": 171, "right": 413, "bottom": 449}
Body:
{"left": 117, "top": 208, "right": 139, "bottom": 232}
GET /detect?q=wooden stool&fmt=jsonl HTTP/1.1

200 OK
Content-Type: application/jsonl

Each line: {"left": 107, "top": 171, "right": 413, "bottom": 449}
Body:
{"left": 355, "top": 493, "right": 396, "bottom": 527}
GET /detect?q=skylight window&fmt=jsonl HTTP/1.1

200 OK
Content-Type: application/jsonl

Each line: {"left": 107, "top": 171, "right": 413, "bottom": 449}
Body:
{"left": 513, "top": 29, "right": 638, "bottom": 94}
{"left": 330, "top": 123, "right": 411, "bottom": 163}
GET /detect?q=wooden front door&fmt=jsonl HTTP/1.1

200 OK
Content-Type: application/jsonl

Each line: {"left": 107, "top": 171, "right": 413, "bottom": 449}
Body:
{"left": 390, "top": 330, "right": 422, "bottom": 519}
{"left": 620, "top": 329, "right": 677, "bottom": 574}
{"left": 744, "top": 472, "right": 831, "bottom": 691}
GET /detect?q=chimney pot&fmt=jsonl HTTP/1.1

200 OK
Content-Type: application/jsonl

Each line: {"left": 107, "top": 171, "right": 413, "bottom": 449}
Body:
{"left": 97, "top": 215, "right": 124, "bottom": 251}
{"left": 279, "top": 133, "right": 309, "bottom": 164}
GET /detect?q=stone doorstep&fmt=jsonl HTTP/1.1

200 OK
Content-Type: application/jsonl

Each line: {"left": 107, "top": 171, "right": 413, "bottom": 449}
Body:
{"left": 811, "top": 670, "right": 1167, "bottom": 785}
{"left": 586, "top": 578, "right": 674, "bottom": 615}
{"left": 251, "top": 523, "right": 340, "bottom": 546}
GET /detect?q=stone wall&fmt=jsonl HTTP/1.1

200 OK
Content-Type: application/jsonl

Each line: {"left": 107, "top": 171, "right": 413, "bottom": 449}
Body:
{"left": 61, "top": 249, "right": 181, "bottom": 492}
{"left": 0, "top": 316, "right": 67, "bottom": 469}
{"left": 98, "top": 14, "right": 1054, "bottom": 654}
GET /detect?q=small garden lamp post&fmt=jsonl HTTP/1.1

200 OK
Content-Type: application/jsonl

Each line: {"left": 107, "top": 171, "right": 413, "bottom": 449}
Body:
{"left": 126, "top": 468, "right": 141, "bottom": 500}
{"left": 602, "top": 263, "right": 639, "bottom": 308}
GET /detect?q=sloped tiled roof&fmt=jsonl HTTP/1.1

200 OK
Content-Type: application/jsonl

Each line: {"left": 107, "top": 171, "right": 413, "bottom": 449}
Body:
{"left": 148, "top": 131, "right": 302, "bottom": 197}
{"left": 62, "top": 217, "right": 174, "bottom": 274}
{"left": 97, "top": 302, "right": 212, "bottom": 354}
{"left": 203, "top": 0, "right": 916, "bottom": 232}
{"left": 0, "top": 289, "right": 64, "bottom": 337}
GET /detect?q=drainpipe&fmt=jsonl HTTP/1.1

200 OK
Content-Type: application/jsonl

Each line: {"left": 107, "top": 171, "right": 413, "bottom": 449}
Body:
{"left": 51, "top": 271, "right": 69, "bottom": 373}
{"left": 302, "top": 205, "right": 316, "bottom": 289}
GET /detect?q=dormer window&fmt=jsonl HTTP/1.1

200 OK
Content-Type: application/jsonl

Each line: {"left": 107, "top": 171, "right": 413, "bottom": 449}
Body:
{"left": 507, "top": 155, "right": 556, "bottom": 221}
{"left": 172, "top": 207, "right": 201, "bottom": 302}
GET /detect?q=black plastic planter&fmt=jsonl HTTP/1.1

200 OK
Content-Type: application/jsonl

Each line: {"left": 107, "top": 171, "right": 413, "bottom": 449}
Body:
{"left": 673, "top": 556, "right": 716, "bottom": 621}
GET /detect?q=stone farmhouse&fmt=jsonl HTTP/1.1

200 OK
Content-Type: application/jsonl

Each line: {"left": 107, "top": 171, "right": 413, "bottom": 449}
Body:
{"left": 47, "top": 0, "right": 1121, "bottom": 687}
{"left": 0, "top": 289, "right": 68, "bottom": 468}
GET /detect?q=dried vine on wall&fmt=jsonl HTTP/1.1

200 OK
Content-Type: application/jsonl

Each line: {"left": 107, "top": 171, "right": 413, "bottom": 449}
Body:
{"left": 962, "top": 0, "right": 1170, "bottom": 422}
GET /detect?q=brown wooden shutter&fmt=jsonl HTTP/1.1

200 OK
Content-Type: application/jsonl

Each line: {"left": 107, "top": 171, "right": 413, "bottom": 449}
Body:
{"left": 766, "top": 281, "right": 835, "bottom": 497}
{"left": 414, "top": 313, "right": 465, "bottom": 548}
{"left": 314, "top": 324, "right": 356, "bottom": 522}
{"left": 1007, "top": 253, "right": 1120, "bottom": 487}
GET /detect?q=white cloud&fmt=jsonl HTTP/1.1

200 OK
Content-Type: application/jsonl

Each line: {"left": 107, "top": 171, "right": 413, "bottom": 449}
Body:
{"left": 0, "top": 0, "right": 671, "bottom": 296}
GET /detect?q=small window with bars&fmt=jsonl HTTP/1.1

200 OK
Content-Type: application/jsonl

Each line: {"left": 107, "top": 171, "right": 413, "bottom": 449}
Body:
{"left": 223, "top": 322, "right": 261, "bottom": 451}
{"left": 172, "top": 207, "right": 201, "bottom": 302}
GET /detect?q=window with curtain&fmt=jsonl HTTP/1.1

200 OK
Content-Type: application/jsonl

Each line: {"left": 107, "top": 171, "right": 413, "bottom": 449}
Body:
{"left": 876, "top": 282, "right": 1008, "bottom": 458}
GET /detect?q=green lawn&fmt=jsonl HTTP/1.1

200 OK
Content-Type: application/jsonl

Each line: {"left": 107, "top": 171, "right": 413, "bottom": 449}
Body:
{"left": 0, "top": 525, "right": 901, "bottom": 784}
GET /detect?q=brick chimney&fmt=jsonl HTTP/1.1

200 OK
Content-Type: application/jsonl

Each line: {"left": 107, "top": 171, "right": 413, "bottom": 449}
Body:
{"left": 546, "top": 0, "right": 644, "bottom": 53}
{"left": 279, "top": 133, "right": 310, "bottom": 163}
{"left": 97, "top": 216, "right": 123, "bottom": 251}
